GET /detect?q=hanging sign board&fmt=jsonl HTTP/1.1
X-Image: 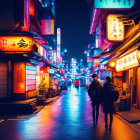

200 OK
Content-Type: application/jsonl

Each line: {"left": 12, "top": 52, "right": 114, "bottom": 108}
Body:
{"left": 40, "top": 67, "right": 50, "bottom": 74}
{"left": 41, "top": 19, "right": 54, "bottom": 35}
{"left": 0, "top": 36, "right": 33, "bottom": 51}
{"left": 107, "top": 15, "right": 124, "bottom": 42}
{"left": 94, "top": 0, "right": 135, "bottom": 9}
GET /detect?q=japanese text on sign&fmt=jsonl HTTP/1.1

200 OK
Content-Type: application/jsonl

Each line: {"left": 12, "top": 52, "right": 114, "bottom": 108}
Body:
{"left": 116, "top": 50, "right": 139, "bottom": 72}
{"left": 0, "top": 36, "right": 33, "bottom": 51}
{"left": 107, "top": 15, "right": 124, "bottom": 42}
{"left": 94, "top": 0, "right": 135, "bottom": 9}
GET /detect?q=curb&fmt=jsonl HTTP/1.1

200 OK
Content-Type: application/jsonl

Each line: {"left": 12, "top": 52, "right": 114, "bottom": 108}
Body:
{"left": 45, "top": 95, "right": 61, "bottom": 106}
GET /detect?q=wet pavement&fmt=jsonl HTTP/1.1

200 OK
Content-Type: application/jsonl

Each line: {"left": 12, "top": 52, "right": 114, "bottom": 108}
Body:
{"left": 0, "top": 86, "right": 140, "bottom": 140}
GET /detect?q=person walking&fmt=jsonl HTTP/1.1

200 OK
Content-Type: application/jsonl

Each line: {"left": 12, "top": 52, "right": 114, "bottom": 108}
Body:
{"left": 102, "top": 76, "right": 116, "bottom": 132}
{"left": 88, "top": 74, "right": 102, "bottom": 126}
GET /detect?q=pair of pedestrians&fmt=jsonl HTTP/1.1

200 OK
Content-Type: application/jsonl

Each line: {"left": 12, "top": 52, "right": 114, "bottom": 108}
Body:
{"left": 88, "top": 74, "right": 116, "bottom": 131}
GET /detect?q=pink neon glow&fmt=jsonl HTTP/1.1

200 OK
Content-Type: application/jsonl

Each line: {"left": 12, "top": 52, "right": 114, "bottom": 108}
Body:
{"left": 89, "top": 9, "right": 101, "bottom": 34}
{"left": 88, "top": 44, "right": 91, "bottom": 47}
{"left": 23, "top": 0, "right": 30, "bottom": 31}
{"left": 41, "top": 19, "right": 54, "bottom": 35}
{"left": 84, "top": 50, "right": 87, "bottom": 54}
{"left": 57, "top": 28, "right": 61, "bottom": 45}
{"left": 53, "top": 50, "right": 56, "bottom": 63}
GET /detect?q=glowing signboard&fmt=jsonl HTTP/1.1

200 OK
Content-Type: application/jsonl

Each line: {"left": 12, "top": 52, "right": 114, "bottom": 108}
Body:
{"left": 116, "top": 50, "right": 139, "bottom": 72}
{"left": 50, "top": 68, "right": 55, "bottom": 74}
{"left": 41, "top": 19, "right": 54, "bottom": 35}
{"left": 57, "top": 28, "right": 61, "bottom": 62}
{"left": 94, "top": 0, "right": 135, "bottom": 9}
{"left": 53, "top": 50, "right": 57, "bottom": 63}
{"left": 93, "top": 59, "right": 100, "bottom": 67}
{"left": 0, "top": 36, "right": 33, "bottom": 51}
{"left": 26, "top": 65, "right": 36, "bottom": 91}
{"left": 107, "top": 15, "right": 124, "bottom": 42}
{"left": 40, "top": 67, "right": 50, "bottom": 74}
{"left": 57, "top": 28, "right": 61, "bottom": 45}
{"left": 29, "top": 0, "right": 35, "bottom": 16}
{"left": 22, "top": 0, "right": 30, "bottom": 31}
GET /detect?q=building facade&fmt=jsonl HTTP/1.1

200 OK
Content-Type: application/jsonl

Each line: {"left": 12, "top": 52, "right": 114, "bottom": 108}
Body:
{"left": 0, "top": 0, "right": 57, "bottom": 100}
{"left": 88, "top": 0, "right": 140, "bottom": 110}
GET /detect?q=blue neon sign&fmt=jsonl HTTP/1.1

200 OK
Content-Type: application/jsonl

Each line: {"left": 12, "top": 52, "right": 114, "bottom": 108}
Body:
{"left": 94, "top": 0, "right": 135, "bottom": 9}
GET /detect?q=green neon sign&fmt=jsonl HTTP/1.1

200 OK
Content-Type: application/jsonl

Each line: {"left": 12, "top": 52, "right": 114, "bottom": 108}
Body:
{"left": 94, "top": 0, "right": 135, "bottom": 9}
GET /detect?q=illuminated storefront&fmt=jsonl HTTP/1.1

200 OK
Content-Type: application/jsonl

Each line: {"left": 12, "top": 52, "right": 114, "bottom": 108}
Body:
{"left": 0, "top": 35, "right": 51, "bottom": 100}
{"left": 116, "top": 50, "right": 139, "bottom": 72}
{"left": 0, "top": 0, "right": 57, "bottom": 104}
{"left": 114, "top": 49, "right": 140, "bottom": 109}
{"left": 36, "top": 66, "right": 50, "bottom": 95}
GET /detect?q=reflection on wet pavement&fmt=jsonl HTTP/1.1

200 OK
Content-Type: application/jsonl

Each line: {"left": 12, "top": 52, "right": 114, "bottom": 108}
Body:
{"left": 0, "top": 86, "right": 140, "bottom": 140}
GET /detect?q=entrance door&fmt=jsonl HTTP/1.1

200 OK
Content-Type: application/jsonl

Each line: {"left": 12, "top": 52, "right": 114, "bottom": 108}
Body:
{"left": 0, "top": 62, "right": 8, "bottom": 98}
{"left": 137, "top": 67, "right": 140, "bottom": 109}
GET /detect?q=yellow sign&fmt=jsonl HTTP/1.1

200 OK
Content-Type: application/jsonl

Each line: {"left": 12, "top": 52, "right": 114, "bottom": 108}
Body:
{"left": 116, "top": 50, "right": 139, "bottom": 72}
{"left": 107, "top": 15, "right": 124, "bottom": 42}
{"left": 0, "top": 36, "right": 33, "bottom": 51}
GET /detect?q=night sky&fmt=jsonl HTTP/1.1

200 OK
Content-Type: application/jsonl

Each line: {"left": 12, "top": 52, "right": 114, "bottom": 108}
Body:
{"left": 56, "top": 0, "right": 90, "bottom": 61}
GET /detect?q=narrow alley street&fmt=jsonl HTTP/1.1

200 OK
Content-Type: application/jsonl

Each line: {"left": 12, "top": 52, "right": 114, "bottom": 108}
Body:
{"left": 0, "top": 87, "right": 140, "bottom": 140}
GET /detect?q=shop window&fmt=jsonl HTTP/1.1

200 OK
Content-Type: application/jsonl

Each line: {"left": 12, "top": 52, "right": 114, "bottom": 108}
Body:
{"left": 0, "top": 62, "right": 8, "bottom": 98}
{"left": 26, "top": 65, "right": 36, "bottom": 91}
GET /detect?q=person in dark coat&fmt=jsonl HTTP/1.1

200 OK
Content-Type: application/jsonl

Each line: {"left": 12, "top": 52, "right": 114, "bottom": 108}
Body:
{"left": 102, "top": 76, "right": 115, "bottom": 131}
{"left": 88, "top": 74, "right": 102, "bottom": 125}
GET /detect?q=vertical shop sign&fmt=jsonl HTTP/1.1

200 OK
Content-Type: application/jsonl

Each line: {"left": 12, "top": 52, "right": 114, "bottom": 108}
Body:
{"left": 57, "top": 28, "right": 61, "bottom": 62}
{"left": 13, "top": 62, "right": 25, "bottom": 93}
{"left": 41, "top": 19, "right": 54, "bottom": 35}
{"left": 57, "top": 28, "right": 61, "bottom": 45}
{"left": 107, "top": 15, "right": 124, "bottom": 42}
{"left": 29, "top": 0, "right": 35, "bottom": 16}
{"left": 94, "top": 0, "right": 135, "bottom": 9}
{"left": 22, "top": 0, "right": 30, "bottom": 31}
{"left": 53, "top": 50, "right": 57, "bottom": 63}
{"left": 26, "top": 65, "right": 36, "bottom": 91}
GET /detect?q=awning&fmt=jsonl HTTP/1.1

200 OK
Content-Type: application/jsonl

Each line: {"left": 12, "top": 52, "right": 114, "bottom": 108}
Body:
{"left": 93, "top": 26, "right": 140, "bottom": 59}
{"left": 106, "top": 42, "right": 140, "bottom": 69}
{"left": 43, "top": 61, "right": 57, "bottom": 69}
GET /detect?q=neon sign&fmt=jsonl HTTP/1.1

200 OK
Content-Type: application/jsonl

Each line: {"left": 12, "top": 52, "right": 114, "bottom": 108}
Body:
{"left": 40, "top": 67, "right": 50, "bottom": 74}
{"left": 41, "top": 19, "right": 54, "bottom": 35}
{"left": 0, "top": 36, "right": 33, "bottom": 51}
{"left": 57, "top": 28, "right": 61, "bottom": 62}
{"left": 107, "top": 15, "right": 124, "bottom": 42}
{"left": 57, "top": 28, "right": 61, "bottom": 45}
{"left": 94, "top": 0, "right": 135, "bottom": 9}
{"left": 116, "top": 50, "right": 139, "bottom": 72}
{"left": 22, "top": 0, "right": 30, "bottom": 31}
{"left": 53, "top": 50, "right": 56, "bottom": 63}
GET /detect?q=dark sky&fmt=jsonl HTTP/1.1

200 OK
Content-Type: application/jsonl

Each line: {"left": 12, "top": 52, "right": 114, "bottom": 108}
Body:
{"left": 55, "top": 0, "right": 90, "bottom": 61}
